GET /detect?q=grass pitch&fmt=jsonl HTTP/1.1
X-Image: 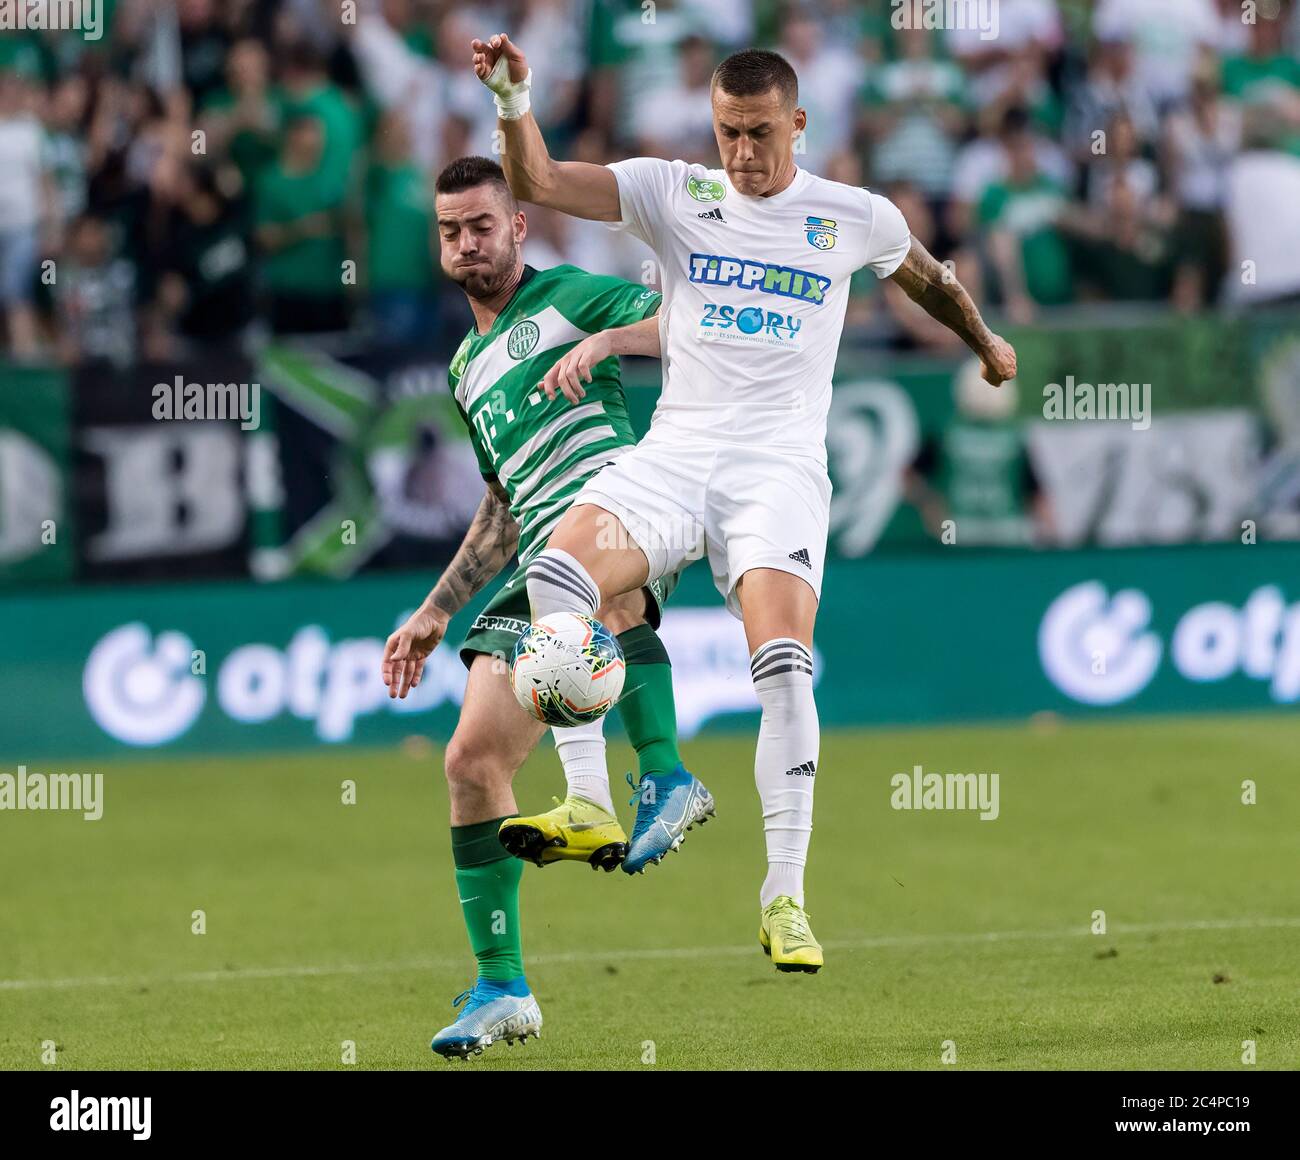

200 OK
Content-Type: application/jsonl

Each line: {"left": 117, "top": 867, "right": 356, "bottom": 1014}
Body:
{"left": 2, "top": 715, "right": 1296, "bottom": 1070}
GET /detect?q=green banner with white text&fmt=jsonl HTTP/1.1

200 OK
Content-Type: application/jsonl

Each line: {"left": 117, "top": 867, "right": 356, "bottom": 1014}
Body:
{"left": 3, "top": 541, "right": 1300, "bottom": 760}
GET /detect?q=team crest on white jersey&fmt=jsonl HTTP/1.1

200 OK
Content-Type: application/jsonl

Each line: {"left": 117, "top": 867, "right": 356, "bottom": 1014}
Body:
{"left": 805, "top": 216, "right": 838, "bottom": 250}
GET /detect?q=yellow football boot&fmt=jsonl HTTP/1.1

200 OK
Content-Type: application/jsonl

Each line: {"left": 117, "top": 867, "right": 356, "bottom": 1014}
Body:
{"left": 498, "top": 796, "right": 629, "bottom": 872}
{"left": 759, "top": 895, "right": 824, "bottom": 973}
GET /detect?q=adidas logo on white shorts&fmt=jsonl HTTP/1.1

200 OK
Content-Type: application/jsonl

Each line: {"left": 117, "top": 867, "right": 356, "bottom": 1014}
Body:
{"left": 788, "top": 547, "right": 811, "bottom": 568}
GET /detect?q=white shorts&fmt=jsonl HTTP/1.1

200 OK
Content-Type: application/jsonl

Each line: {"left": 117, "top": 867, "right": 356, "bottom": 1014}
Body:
{"left": 575, "top": 436, "right": 831, "bottom": 618}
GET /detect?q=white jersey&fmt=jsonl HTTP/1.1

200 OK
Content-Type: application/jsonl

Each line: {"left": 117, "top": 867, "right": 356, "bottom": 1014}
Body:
{"left": 607, "top": 157, "right": 912, "bottom": 461}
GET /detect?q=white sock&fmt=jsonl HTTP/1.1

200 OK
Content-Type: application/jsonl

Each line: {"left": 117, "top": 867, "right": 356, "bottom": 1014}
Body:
{"left": 552, "top": 719, "right": 613, "bottom": 814}
{"left": 526, "top": 548, "right": 600, "bottom": 618}
{"left": 762, "top": 862, "right": 806, "bottom": 909}
{"left": 751, "top": 638, "right": 817, "bottom": 908}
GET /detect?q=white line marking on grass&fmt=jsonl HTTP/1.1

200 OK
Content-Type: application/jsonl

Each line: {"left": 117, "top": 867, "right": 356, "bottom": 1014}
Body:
{"left": 2, "top": 917, "right": 1297, "bottom": 993}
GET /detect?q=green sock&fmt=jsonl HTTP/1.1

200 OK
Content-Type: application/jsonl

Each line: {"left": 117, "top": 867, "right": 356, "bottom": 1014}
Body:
{"left": 450, "top": 818, "right": 524, "bottom": 982}
{"left": 616, "top": 624, "right": 683, "bottom": 778}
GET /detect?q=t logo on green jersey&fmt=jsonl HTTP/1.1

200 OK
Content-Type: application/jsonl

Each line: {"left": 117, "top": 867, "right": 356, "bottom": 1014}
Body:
{"left": 507, "top": 320, "right": 540, "bottom": 360}
{"left": 687, "top": 175, "right": 726, "bottom": 203}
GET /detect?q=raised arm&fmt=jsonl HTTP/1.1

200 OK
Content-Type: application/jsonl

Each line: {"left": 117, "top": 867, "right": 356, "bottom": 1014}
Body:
{"left": 382, "top": 481, "right": 519, "bottom": 698}
{"left": 889, "top": 236, "right": 1018, "bottom": 386}
{"left": 471, "top": 32, "right": 621, "bottom": 221}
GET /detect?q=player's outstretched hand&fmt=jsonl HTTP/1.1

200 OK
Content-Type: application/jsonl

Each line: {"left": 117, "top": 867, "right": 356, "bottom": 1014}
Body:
{"left": 382, "top": 606, "right": 449, "bottom": 700}
{"left": 539, "top": 330, "right": 613, "bottom": 404}
{"left": 471, "top": 32, "right": 529, "bottom": 85}
{"left": 980, "top": 335, "right": 1017, "bottom": 387}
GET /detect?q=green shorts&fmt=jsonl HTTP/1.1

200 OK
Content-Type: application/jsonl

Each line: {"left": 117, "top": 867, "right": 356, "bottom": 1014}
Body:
{"left": 459, "top": 561, "right": 676, "bottom": 670}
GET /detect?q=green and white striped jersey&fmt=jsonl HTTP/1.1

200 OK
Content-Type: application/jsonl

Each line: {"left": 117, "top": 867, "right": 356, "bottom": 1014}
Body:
{"left": 448, "top": 264, "right": 662, "bottom": 561}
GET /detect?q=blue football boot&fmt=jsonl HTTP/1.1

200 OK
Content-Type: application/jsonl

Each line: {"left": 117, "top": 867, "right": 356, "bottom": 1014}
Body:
{"left": 622, "top": 764, "right": 716, "bottom": 874}
{"left": 430, "top": 977, "right": 542, "bottom": 1059}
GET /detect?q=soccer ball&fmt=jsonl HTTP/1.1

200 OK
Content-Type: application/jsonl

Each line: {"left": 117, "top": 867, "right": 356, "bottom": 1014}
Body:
{"left": 509, "top": 612, "right": 626, "bottom": 726}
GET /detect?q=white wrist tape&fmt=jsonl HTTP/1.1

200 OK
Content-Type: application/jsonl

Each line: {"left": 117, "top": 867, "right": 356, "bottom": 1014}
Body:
{"left": 485, "top": 53, "right": 532, "bottom": 120}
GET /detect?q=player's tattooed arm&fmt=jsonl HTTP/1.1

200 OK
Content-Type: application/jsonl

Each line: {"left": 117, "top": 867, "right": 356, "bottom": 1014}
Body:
{"left": 889, "top": 236, "right": 1018, "bottom": 386}
{"left": 428, "top": 481, "right": 519, "bottom": 620}
{"left": 383, "top": 483, "right": 519, "bottom": 698}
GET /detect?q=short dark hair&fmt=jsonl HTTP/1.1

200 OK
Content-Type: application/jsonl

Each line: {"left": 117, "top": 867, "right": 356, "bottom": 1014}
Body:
{"left": 435, "top": 155, "right": 515, "bottom": 208}
{"left": 712, "top": 49, "right": 798, "bottom": 108}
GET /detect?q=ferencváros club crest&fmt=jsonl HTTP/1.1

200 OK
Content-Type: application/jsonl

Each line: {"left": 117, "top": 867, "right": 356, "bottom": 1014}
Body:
{"left": 687, "top": 175, "right": 726, "bottom": 203}
{"left": 507, "top": 320, "right": 540, "bottom": 360}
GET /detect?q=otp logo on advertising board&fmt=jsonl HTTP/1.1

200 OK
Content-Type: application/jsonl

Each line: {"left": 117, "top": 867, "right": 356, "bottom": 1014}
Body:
{"left": 1039, "top": 582, "right": 1300, "bottom": 706}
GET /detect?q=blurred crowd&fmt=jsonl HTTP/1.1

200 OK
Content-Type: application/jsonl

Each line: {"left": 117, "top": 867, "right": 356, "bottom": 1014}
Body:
{"left": 2, "top": 0, "right": 1300, "bottom": 365}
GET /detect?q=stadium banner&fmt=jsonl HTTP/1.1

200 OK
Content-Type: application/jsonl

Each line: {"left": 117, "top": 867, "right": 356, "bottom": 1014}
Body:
{"left": 1023, "top": 409, "right": 1260, "bottom": 547}
{"left": 1001, "top": 309, "right": 1300, "bottom": 549}
{"left": 3, "top": 541, "right": 1300, "bottom": 760}
{"left": 0, "top": 364, "right": 74, "bottom": 586}
{"left": 1, "top": 308, "right": 1297, "bottom": 592}
{"left": 256, "top": 342, "right": 485, "bottom": 579}
{"left": 70, "top": 358, "right": 267, "bottom": 583}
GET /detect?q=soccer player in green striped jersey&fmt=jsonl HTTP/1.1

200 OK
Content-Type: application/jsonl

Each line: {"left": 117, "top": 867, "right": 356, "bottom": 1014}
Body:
{"left": 380, "top": 156, "right": 707, "bottom": 1059}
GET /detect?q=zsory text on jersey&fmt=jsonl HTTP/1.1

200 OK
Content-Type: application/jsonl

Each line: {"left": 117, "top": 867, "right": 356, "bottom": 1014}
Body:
{"left": 688, "top": 254, "right": 832, "bottom": 305}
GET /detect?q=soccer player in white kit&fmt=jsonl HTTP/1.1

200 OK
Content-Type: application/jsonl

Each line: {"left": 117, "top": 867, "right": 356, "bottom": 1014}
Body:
{"left": 473, "top": 33, "right": 1017, "bottom": 971}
